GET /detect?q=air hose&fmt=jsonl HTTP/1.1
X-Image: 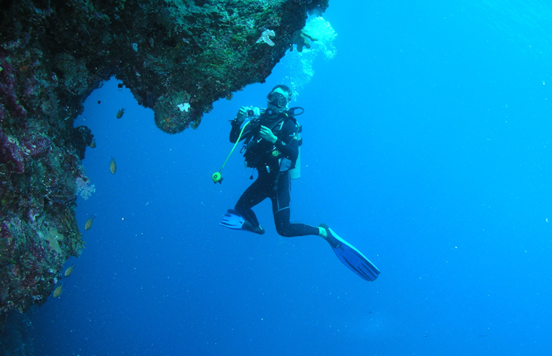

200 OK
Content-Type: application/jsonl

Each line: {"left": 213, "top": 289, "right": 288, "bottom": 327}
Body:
{"left": 212, "top": 120, "right": 251, "bottom": 183}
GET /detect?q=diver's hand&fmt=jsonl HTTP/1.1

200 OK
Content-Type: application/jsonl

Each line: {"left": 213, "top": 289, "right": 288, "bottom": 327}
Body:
{"left": 236, "top": 106, "right": 248, "bottom": 123}
{"left": 259, "top": 125, "right": 277, "bottom": 144}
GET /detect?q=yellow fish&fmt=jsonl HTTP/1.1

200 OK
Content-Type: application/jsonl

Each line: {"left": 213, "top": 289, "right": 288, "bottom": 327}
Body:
{"left": 53, "top": 285, "right": 63, "bottom": 298}
{"left": 116, "top": 108, "right": 125, "bottom": 119}
{"left": 64, "top": 265, "right": 75, "bottom": 277}
{"left": 85, "top": 215, "right": 96, "bottom": 230}
{"left": 89, "top": 140, "right": 96, "bottom": 148}
{"left": 110, "top": 157, "right": 117, "bottom": 174}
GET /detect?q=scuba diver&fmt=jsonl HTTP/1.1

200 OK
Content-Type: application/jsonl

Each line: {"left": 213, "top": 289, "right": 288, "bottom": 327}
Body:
{"left": 218, "top": 85, "right": 380, "bottom": 282}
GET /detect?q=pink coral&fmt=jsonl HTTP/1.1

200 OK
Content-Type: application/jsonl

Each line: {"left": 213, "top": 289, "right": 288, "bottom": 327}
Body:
{"left": 76, "top": 177, "right": 96, "bottom": 200}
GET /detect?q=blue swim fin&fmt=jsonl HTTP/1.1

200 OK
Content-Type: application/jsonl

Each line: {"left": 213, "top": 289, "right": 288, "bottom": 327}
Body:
{"left": 320, "top": 224, "right": 380, "bottom": 282}
{"left": 220, "top": 209, "right": 245, "bottom": 229}
{"left": 220, "top": 209, "right": 265, "bottom": 235}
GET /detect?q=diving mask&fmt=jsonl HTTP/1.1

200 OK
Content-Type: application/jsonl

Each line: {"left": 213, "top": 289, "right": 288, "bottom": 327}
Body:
{"left": 267, "top": 92, "right": 288, "bottom": 108}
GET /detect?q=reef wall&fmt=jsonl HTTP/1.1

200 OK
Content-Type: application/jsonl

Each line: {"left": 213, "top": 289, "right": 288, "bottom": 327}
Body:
{"left": 0, "top": 0, "right": 328, "bottom": 329}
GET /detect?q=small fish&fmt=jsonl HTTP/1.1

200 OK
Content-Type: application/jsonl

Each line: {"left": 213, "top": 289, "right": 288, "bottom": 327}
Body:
{"left": 64, "top": 265, "right": 75, "bottom": 277}
{"left": 116, "top": 108, "right": 125, "bottom": 119}
{"left": 85, "top": 215, "right": 96, "bottom": 230}
{"left": 110, "top": 157, "right": 117, "bottom": 174}
{"left": 89, "top": 140, "right": 96, "bottom": 148}
{"left": 53, "top": 285, "right": 63, "bottom": 298}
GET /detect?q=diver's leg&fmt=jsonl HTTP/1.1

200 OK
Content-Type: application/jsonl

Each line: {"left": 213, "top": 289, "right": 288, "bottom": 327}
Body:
{"left": 272, "top": 172, "right": 319, "bottom": 237}
{"left": 235, "top": 176, "right": 269, "bottom": 233}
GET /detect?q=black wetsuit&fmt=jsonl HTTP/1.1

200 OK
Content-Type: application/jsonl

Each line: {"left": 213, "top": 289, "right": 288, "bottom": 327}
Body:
{"left": 230, "top": 111, "right": 319, "bottom": 237}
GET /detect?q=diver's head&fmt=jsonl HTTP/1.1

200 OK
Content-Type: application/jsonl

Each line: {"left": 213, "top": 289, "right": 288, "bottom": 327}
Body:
{"left": 267, "top": 85, "right": 292, "bottom": 114}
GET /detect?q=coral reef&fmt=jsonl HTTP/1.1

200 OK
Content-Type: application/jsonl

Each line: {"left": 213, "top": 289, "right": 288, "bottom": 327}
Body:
{"left": 0, "top": 0, "right": 328, "bottom": 331}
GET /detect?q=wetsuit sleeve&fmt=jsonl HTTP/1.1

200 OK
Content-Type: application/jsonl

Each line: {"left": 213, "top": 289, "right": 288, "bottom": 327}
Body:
{"left": 230, "top": 119, "right": 253, "bottom": 143}
{"left": 229, "top": 120, "right": 242, "bottom": 143}
{"left": 274, "top": 120, "right": 299, "bottom": 162}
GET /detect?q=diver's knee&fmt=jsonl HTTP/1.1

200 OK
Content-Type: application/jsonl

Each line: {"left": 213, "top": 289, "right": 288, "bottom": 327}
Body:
{"left": 276, "top": 227, "right": 294, "bottom": 238}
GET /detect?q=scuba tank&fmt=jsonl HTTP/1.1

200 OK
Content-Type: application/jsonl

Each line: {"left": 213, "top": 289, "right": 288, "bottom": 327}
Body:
{"left": 289, "top": 147, "right": 301, "bottom": 179}
{"left": 288, "top": 113, "right": 302, "bottom": 179}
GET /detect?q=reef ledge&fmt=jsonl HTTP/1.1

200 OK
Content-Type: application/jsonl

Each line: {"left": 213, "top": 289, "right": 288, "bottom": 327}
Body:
{"left": 0, "top": 0, "right": 328, "bottom": 330}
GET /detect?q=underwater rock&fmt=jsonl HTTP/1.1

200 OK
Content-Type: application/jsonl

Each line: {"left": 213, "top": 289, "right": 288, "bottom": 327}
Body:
{"left": 72, "top": 126, "right": 94, "bottom": 160}
{"left": 0, "top": 0, "right": 329, "bottom": 329}
{"left": 0, "top": 310, "right": 35, "bottom": 354}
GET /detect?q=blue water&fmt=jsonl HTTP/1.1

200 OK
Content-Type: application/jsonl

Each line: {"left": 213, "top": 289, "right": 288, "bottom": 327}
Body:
{"left": 29, "top": 1, "right": 552, "bottom": 355}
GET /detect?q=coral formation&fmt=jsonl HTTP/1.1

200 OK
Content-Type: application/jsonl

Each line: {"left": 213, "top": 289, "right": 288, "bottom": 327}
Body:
{"left": 0, "top": 0, "right": 329, "bottom": 332}
{"left": 291, "top": 29, "right": 317, "bottom": 52}
{"left": 257, "top": 29, "right": 277, "bottom": 46}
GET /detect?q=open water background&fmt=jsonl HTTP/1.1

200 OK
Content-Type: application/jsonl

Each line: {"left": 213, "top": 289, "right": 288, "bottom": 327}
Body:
{"left": 28, "top": 1, "right": 552, "bottom": 355}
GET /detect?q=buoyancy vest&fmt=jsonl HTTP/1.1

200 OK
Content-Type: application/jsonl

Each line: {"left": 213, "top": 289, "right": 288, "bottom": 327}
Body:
{"left": 242, "top": 108, "right": 302, "bottom": 177}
